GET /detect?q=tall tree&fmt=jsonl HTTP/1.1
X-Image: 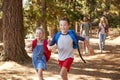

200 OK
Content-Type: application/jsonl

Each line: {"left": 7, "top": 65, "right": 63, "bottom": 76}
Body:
{"left": 0, "top": 0, "right": 3, "bottom": 42}
{"left": 36, "top": 0, "right": 48, "bottom": 38}
{"left": 0, "top": 19, "right": 2, "bottom": 42}
{"left": 2, "top": 0, "right": 31, "bottom": 63}
{"left": 41, "top": 0, "right": 48, "bottom": 38}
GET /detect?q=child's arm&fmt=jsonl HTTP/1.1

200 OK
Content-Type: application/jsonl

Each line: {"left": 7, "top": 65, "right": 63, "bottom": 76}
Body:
{"left": 47, "top": 44, "right": 55, "bottom": 51}
{"left": 47, "top": 35, "right": 57, "bottom": 51}
{"left": 73, "top": 30, "right": 85, "bottom": 41}
{"left": 26, "top": 42, "right": 32, "bottom": 53}
{"left": 76, "top": 36, "right": 85, "bottom": 41}
{"left": 47, "top": 44, "right": 57, "bottom": 52}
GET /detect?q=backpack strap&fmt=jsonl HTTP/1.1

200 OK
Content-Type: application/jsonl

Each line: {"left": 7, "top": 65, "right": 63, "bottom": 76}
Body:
{"left": 49, "top": 32, "right": 61, "bottom": 46}
{"left": 98, "top": 24, "right": 108, "bottom": 34}
{"left": 43, "top": 39, "right": 51, "bottom": 62}
{"left": 68, "top": 30, "right": 78, "bottom": 49}
{"left": 68, "top": 30, "right": 86, "bottom": 63}
{"left": 32, "top": 39, "right": 37, "bottom": 51}
{"left": 55, "top": 32, "right": 61, "bottom": 44}
{"left": 77, "top": 45, "right": 86, "bottom": 63}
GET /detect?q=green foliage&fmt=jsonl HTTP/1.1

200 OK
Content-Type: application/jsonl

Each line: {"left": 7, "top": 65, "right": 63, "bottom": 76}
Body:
{"left": 23, "top": 0, "right": 120, "bottom": 36}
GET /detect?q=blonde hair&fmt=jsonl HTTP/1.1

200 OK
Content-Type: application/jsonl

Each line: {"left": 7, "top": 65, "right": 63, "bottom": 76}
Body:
{"left": 35, "top": 27, "right": 45, "bottom": 38}
{"left": 99, "top": 16, "right": 108, "bottom": 26}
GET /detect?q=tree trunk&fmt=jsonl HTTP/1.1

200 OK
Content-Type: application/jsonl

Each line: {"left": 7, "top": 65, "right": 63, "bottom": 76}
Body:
{"left": 0, "top": 19, "right": 3, "bottom": 42}
{"left": 41, "top": 0, "right": 48, "bottom": 38}
{"left": 36, "top": 0, "right": 48, "bottom": 38}
{"left": 2, "top": 0, "right": 31, "bottom": 63}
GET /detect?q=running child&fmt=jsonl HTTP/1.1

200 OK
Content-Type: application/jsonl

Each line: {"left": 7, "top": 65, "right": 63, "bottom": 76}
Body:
{"left": 47, "top": 17, "right": 85, "bottom": 80}
{"left": 32, "top": 27, "right": 51, "bottom": 80}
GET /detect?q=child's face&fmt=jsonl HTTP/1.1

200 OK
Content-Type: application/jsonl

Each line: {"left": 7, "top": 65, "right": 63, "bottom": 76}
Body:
{"left": 60, "top": 20, "right": 70, "bottom": 34}
{"left": 35, "top": 29, "right": 43, "bottom": 40}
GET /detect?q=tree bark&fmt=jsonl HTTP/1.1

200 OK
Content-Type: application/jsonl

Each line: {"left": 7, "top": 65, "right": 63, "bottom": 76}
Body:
{"left": 2, "top": 0, "right": 31, "bottom": 63}
{"left": 41, "top": 0, "right": 48, "bottom": 38}
{"left": 0, "top": 19, "right": 2, "bottom": 42}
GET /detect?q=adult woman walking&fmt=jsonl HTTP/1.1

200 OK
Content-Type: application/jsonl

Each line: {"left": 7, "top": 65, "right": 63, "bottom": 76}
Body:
{"left": 97, "top": 16, "right": 109, "bottom": 53}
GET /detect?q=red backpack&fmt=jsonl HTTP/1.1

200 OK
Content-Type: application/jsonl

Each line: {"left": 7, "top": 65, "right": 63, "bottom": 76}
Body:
{"left": 32, "top": 39, "right": 51, "bottom": 62}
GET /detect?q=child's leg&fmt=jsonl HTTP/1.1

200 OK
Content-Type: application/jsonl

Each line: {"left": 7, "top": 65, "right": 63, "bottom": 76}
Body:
{"left": 60, "top": 67, "right": 68, "bottom": 80}
{"left": 37, "top": 69, "right": 44, "bottom": 80}
{"left": 58, "top": 58, "right": 73, "bottom": 80}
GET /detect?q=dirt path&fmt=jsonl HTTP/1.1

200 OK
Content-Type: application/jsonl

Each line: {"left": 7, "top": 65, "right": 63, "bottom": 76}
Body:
{"left": 0, "top": 37, "right": 120, "bottom": 80}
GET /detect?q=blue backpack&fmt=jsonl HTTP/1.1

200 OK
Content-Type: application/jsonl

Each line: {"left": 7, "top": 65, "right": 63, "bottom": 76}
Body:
{"left": 54, "top": 30, "right": 78, "bottom": 49}
{"left": 50, "top": 30, "right": 86, "bottom": 63}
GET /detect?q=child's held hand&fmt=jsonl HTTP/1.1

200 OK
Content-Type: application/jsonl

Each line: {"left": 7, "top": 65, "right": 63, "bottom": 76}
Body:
{"left": 47, "top": 38, "right": 51, "bottom": 44}
{"left": 47, "top": 44, "right": 52, "bottom": 51}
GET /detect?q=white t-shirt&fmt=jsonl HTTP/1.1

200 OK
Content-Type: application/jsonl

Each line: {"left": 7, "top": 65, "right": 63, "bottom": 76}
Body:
{"left": 57, "top": 34, "right": 74, "bottom": 60}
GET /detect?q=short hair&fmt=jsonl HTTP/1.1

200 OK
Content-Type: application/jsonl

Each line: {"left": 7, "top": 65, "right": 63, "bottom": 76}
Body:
{"left": 60, "top": 17, "right": 70, "bottom": 25}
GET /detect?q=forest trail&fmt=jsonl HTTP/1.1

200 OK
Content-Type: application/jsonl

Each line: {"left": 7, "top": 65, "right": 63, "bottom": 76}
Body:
{"left": 0, "top": 36, "right": 120, "bottom": 80}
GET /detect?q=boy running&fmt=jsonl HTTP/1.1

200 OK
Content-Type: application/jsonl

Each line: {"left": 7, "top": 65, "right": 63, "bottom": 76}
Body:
{"left": 47, "top": 17, "right": 85, "bottom": 80}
